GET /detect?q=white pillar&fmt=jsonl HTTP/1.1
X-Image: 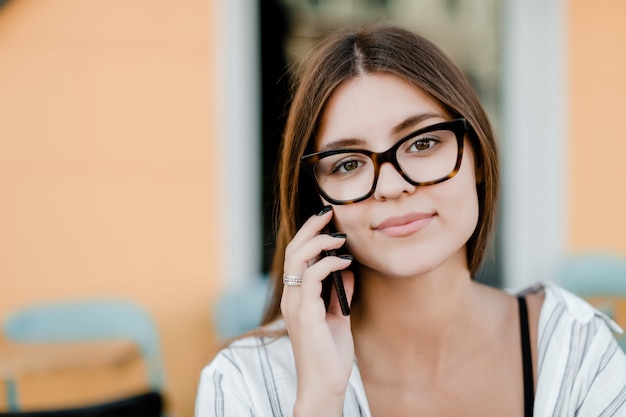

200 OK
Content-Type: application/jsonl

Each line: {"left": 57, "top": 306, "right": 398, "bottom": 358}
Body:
{"left": 501, "top": 0, "right": 568, "bottom": 289}
{"left": 213, "top": 0, "right": 261, "bottom": 288}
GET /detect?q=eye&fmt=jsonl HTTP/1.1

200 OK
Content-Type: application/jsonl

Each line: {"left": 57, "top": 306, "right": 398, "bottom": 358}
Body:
{"left": 408, "top": 138, "right": 438, "bottom": 153}
{"left": 332, "top": 157, "right": 363, "bottom": 174}
{"left": 315, "top": 152, "right": 371, "bottom": 178}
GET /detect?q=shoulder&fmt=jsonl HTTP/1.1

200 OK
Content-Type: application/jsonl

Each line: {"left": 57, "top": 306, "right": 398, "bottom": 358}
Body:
{"left": 201, "top": 326, "right": 294, "bottom": 380}
{"left": 538, "top": 282, "right": 622, "bottom": 332}
{"left": 196, "top": 328, "right": 298, "bottom": 416}
{"left": 519, "top": 282, "right": 626, "bottom": 415}
{"left": 514, "top": 281, "right": 622, "bottom": 332}
{"left": 520, "top": 281, "right": 623, "bottom": 354}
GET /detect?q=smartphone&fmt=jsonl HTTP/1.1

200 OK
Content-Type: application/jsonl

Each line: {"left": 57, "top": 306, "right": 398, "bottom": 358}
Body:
{"left": 321, "top": 226, "right": 351, "bottom": 316}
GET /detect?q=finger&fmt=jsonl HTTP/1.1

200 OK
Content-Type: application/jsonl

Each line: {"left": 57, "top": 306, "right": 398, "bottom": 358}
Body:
{"left": 284, "top": 233, "right": 347, "bottom": 275}
{"left": 287, "top": 206, "right": 335, "bottom": 251}
{"left": 281, "top": 255, "right": 353, "bottom": 321}
{"left": 298, "top": 256, "right": 353, "bottom": 303}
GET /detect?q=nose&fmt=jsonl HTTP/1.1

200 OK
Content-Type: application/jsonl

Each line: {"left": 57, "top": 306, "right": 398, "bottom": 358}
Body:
{"left": 373, "top": 162, "right": 416, "bottom": 201}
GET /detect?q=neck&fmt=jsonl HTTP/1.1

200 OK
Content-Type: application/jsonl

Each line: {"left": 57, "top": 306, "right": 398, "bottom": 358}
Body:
{"left": 350, "top": 258, "right": 479, "bottom": 370}
{"left": 353, "top": 266, "right": 473, "bottom": 330}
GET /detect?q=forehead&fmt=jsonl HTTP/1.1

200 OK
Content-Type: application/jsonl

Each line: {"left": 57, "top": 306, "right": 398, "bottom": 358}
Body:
{"left": 316, "top": 73, "right": 448, "bottom": 150}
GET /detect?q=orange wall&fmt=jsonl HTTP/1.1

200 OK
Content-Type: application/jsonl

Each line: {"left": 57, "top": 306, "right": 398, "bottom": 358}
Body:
{"left": 568, "top": 0, "right": 626, "bottom": 255}
{"left": 0, "top": 1, "right": 222, "bottom": 416}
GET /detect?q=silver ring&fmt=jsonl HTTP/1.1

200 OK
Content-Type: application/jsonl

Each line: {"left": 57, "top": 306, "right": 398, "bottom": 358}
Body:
{"left": 283, "top": 274, "right": 303, "bottom": 286}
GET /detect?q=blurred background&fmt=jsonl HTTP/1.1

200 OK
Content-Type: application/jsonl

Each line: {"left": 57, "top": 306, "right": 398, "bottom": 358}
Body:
{"left": 0, "top": 0, "right": 625, "bottom": 416}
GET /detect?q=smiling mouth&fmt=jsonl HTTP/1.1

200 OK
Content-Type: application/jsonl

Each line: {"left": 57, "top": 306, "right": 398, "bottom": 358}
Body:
{"left": 373, "top": 213, "right": 435, "bottom": 237}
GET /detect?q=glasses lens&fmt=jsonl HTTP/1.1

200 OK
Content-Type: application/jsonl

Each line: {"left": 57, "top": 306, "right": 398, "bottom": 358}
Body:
{"left": 310, "top": 125, "right": 461, "bottom": 204}
{"left": 313, "top": 152, "right": 375, "bottom": 202}
{"left": 396, "top": 128, "right": 459, "bottom": 183}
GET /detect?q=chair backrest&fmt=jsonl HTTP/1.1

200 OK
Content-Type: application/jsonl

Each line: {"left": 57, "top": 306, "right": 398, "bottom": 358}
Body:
{"left": 557, "top": 252, "right": 626, "bottom": 296}
{"left": 214, "top": 276, "right": 271, "bottom": 339}
{"left": 3, "top": 299, "right": 165, "bottom": 392}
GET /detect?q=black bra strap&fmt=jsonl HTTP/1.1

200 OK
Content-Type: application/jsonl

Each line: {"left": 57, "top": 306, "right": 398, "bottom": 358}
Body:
{"left": 518, "top": 296, "right": 534, "bottom": 417}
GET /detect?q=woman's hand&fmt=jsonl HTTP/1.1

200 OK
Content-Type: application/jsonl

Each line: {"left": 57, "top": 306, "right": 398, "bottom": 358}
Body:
{"left": 280, "top": 206, "right": 355, "bottom": 417}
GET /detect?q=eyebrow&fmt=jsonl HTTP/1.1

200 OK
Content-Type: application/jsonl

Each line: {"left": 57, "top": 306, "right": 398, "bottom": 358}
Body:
{"left": 391, "top": 112, "right": 442, "bottom": 135}
{"left": 318, "top": 112, "right": 443, "bottom": 152}
{"left": 318, "top": 138, "right": 367, "bottom": 152}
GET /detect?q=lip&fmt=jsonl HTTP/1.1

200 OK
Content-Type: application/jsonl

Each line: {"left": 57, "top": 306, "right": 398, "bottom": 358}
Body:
{"left": 373, "top": 212, "right": 435, "bottom": 237}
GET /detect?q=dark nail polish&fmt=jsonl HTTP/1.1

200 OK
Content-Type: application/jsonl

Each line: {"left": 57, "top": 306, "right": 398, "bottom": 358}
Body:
{"left": 329, "top": 232, "right": 346, "bottom": 239}
{"left": 317, "top": 205, "right": 332, "bottom": 216}
{"left": 339, "top": 254, "right": 354, "bottom": 261}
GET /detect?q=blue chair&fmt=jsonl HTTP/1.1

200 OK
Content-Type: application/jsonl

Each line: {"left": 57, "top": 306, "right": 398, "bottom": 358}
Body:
{"left": 556, "top": 252, "right": 626, "bottom": 350}
{"left": 213, "top": 276, "right": 271, "bottom": 339}
{"left": 2, "top": 299, "right": 167, "bottom": 415}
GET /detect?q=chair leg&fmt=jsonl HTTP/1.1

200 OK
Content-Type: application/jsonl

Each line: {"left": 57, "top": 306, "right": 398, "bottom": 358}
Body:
{"left": 6, "top": 378, "right": 19, "bottom": 412}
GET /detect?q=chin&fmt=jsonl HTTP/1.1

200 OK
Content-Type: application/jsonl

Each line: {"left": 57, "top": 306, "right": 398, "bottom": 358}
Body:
{"left": 359, "top": 242, "right": 469, "bottom": 279}
{"left": 360, "top": 253, "right": 445, "bottom": 279}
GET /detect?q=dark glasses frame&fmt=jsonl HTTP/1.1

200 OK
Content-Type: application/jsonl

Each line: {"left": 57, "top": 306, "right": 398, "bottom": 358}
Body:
{"left": 300, "top": 118, "right": 468, "bottom": 205}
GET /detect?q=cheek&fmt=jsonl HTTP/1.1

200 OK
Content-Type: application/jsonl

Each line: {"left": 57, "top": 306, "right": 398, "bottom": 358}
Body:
{"left": 442, "top": 157, "right": 480, "bottom": 235}
{"left": 455, "top": 184, "right": 480, "bottom": 234}
{"left": 330, "top": 206, "right": 369, "bottom": 254}
{"left": 331, "top": 206, "right": 360, "bottom": 234}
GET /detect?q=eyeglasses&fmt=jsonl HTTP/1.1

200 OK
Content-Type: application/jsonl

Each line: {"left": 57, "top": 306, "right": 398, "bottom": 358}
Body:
{"left": 301, "top": 118, "right": 468, "bottom": 205}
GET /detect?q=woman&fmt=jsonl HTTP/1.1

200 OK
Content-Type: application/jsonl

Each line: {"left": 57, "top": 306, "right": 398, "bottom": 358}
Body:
{"left": 196, "top": 24, "right": 626, "bottom": 416}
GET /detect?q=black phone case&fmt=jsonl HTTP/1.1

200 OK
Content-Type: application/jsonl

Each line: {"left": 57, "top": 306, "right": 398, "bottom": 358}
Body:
{"left": 321, "top": 227, "right": 351, "bottom": 316}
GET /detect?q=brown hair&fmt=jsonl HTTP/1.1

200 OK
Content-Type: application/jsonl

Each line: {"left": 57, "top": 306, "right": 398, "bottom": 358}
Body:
{"left": 261, "top": 23, "right": 499, "bottom": 325}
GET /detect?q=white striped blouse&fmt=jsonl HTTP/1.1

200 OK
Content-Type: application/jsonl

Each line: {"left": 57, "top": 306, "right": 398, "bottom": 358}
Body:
{"left": 195, "top": 283, "right": 626, "bottom": 416}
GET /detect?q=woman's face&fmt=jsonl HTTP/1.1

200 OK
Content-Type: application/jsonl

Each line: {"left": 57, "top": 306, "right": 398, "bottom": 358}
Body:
{"left": 315, "top": 73, "right": 479, "bottom": 278}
